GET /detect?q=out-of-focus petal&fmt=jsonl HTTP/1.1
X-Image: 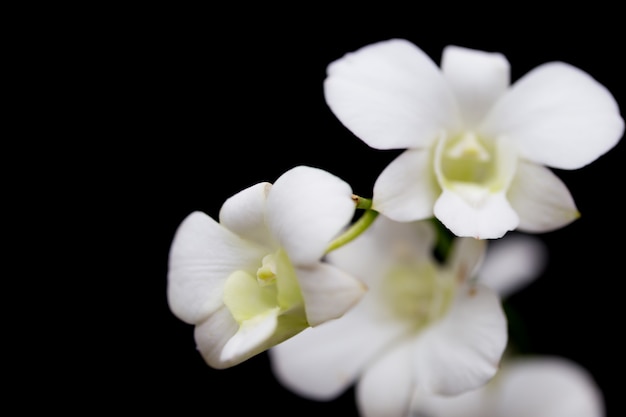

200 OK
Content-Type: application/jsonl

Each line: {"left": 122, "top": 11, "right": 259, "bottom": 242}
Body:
{"left": 442, "top": 45, "right": 510, "bottom": 128}
{"left": 410, "top": 356, "right": 604, "bottom": 417}
{"left": 219, "top": 182, "right": 276, "bottom": 248}
{"left": 479, "top": 233, "right": 548, "bottom": 298}
{"left": 193, "top": 306, "right": 239, "bottom": 369}
{"left": 446, "top": 236, "right": 487, "bottom": 281}
{"left": 507, "top": 161, "right": 580, "bottom": 233}
{"left": 297, "top": 263, "right": 367, "bottom": 326}
{"left": 412, "top": 284, "right": 507, "bottom": 395}
{"left": 327, "top": 214, "right": 436, "bottom": 288}
{"left": 270, "top": 299, "right": 408, "bottom": 401}
{"left": 324, "top": 38, "right": 460, "bottom": 150}
{"left": 434, "top": 189, "right": 519, "bottom": 239}
{"left": 356, "top": 341, "right": 414, "bottom": 417}
{"left": 482, "top": 62, "right": 624, "bottom": 170}
{"left": 167, "top": 211, "right": 267, "bottom": 324}
{"left": 372, "top": 148, "right": 439, "bottom": 222}
{"left": 410, "top": 386, "right": 486, "bottom": 417}
{"left": 491, "top": 356, "right": 605, "bottom": 417}
{"left": 267, "top": 166, "right": 354, "bottom": 266}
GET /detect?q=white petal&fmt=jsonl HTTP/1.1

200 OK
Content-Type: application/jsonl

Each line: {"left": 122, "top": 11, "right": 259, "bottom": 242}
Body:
{"left": 492, "top": 356, "right": 605, "bottom": 417}
{"left": 411, "top": 356, "right": 605, "bottom": 417}
{"left": 269, "top": 298, "right": 408, "bottom": 401}
{"left": 324, "top": 38, "right": 459, "bottom": 150}
{"left": 167, "top": 211, "right": 267, "bottom": 324}
{"left": 297, "top": 262, "right": 367, "bottom": 326}
{"left": 356, "top": 341, "right": 414, "bottom": 417}
{"left": 267, "top": 166, "right": 354, "bottom": 266}
{"left": 410, "top": 388, "right": 487, "bottom": 417}
{"left": 219, "top": 308, "right": 279, "bottom": 363}
{"left": 479, "top": 233, "right": 548, "bottom": 298}
{"left": 412, "top": 284, "right": 507, "bottom": 396}
{"left": 219, "top": 182, "right": 276, "bottom": 248}
{"left": 434, "top": 189, "right": 519, "bottom": 239}
{"left": 446, "top": 236, "right": 487, "bottom": 281}
{"left": 372, "top": 148, "right": 439, "bottom": 222}
{"left": 196, "top": 305, "right": 306, "bottom": 370}
{"left": 193, "top": 306, "right": 239, "bottom": 369}
{"left": 482, "top": 62, "right": 624, "bottom": 169}
{"left": 327, "top": 214, "right": 436, "bottom": 288}
{"left": 507, "top": 161, "right": 580, "bottom": 233}
{"left": 442, "top": 45, "right": 510, "bottom": 128}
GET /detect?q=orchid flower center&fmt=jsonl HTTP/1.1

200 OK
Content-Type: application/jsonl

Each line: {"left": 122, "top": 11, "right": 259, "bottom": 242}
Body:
{"left": 440, "top": 131, "right": 495, "bottom": 185}
{"left": 382, "top": 262, "right": 455, "bottom": 330}
{"left": 257, "top": 253, "right": 279, "bottom": 286}
{"left": 223, "top": 249, "right": 304, "bottom": 325}
{"left": 433, "top": 130, "right": 518, "bottom": 206}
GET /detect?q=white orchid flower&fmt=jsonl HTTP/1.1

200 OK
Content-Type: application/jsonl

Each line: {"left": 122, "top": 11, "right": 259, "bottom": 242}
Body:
{"left": 269, "top": 215, "right": 548, "bottom": 417}
{"left": 324, "top": 39, "right": 624, "bottom": 238}
{"left": 410, "top": 355, "right": 604, "bottom": 417}
{"left": 167, "top": 166, "right": 366, "bottom": 369}
{"left": 407, "top": 232, "right": 603, "bottom": 417}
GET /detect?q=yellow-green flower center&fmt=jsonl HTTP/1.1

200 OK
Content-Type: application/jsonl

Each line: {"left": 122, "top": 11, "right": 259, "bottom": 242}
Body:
{"left": 440, "top": 132, "right": 496, "bottom": 186}
{"left": 382, "top": 262, "right": 455, "bottom": 330}
{"left": 223, "top": 249, "right": 305, "bottom": 325}
{"left": 434, "top": 130, "right": 518, "bottom": 206}
{"left": 257, "top": 254, "right": 278, "bottom": 286}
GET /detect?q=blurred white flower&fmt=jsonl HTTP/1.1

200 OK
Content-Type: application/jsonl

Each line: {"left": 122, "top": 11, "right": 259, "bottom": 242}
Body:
{"left": 324, "top": 39, "right": 624, "bottom": 238}
{"left": 478, "top": 231, "right": 547, "bottom": 299}
{"left": 167, "top": 166, "right": 366, "bottom": 369}
{"left": 270, "top": 215, "right": 547, "bottom": 417}
{"left": 410, "top": 355, "right": 604, "bottom": 417}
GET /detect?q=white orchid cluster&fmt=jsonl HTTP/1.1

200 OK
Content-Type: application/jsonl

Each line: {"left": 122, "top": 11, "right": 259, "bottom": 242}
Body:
{"left": 167, "top": 39, "right": 623, "bottom": 417}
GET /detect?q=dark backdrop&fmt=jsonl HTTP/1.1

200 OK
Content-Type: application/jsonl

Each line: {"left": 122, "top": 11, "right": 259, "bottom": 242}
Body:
{"left": 95, "top": 12, "right": 625, "bottom": 416}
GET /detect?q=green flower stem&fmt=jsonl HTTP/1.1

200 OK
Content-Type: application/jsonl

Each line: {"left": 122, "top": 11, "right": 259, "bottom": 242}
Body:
{"left": 325, "top": 196, "right": 379, "bottom": 254}
{"left": 352, "top": 195, "right": 373, "bottom": 210}
{"left": 324, "top": 197, "right": 454, "bottom": 261}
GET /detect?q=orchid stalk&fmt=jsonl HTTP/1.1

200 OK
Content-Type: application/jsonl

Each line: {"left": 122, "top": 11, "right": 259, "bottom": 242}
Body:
{"left": 325, "top": 195, "right": 379, "bottom": 255}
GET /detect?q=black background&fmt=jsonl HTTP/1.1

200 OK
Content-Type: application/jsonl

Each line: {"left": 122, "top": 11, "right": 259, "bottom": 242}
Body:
{"left": 68, "top": 10, "right": 625, "bottom": 416}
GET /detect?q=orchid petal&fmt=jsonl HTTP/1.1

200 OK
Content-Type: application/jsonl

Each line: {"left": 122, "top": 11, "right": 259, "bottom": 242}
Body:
{"left": 297, "top": 263, "right": 367, "bottom": 326}
{"left": 446, "top": 236, "right": 487, "bottom": 280}
{"left": 167, "top": 211, "right": 267, "bottom": 324}
{"left": 442, "top": 45, "right": 510, "bottom": 128}
{"left": 267, "top": 166, "right": 354, "bottom": 266}
{"left": 220, "top": 307, "right": 280, "bottom": 363}
{"left": 410, "top": 387, "right": 486, "bottom": 417}
{"left": 410, "top": 356, "right": 604, "bottom": 417}
{"left": 434, "top": 189, "right": 519, "bottom": 239}
{"left": 507, "top": 161, "right": 580, "bottom": 233}
{"left": 326, "top": 214, "right": 436, "bottom": 288}
{"left": 479, "top": 233, "right": 548, "bottom": 298}
{"left": 492, "top": 356, "right": 605, "bottom": 417}
{"left": 324, "top": 38, "right": 459, "bottom": 150}
{"left": 269, "top": 299, "right": 407, "bottom": 401}
{"left": 197, "top": 304, "right": 307, "bottom": 370}
{"left": 219, "top": 182, "right": 275, "bottom": 248}
{"left": 412, "top": 284, "right": 507, "bottom": 395}
{"left": 356, "top": 340, "right": 414, "bottom": 417}
{"left": 372, "top": 148, "right": 439, "bottom": 222}
{"left": 193, "top": 306, "right": 239, "bottom": 369}
{"left": 482, "top": 62, "right": 624, "bottom": 169}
